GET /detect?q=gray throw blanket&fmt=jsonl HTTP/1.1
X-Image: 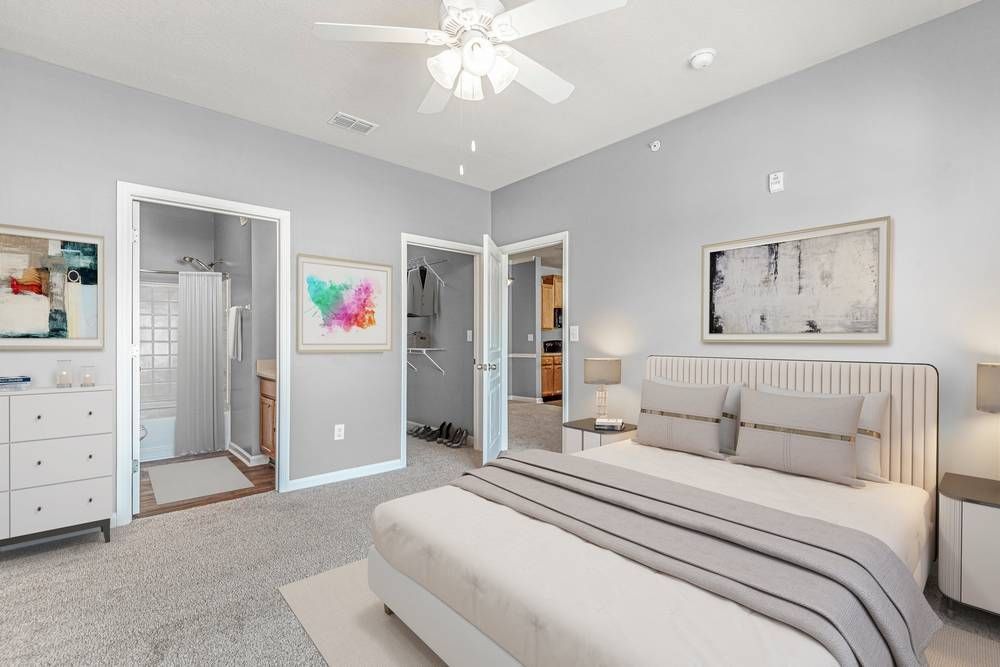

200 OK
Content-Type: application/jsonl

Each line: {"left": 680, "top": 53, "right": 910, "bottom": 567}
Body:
{"left": 452, "top": 450, "right": 940, "bottom": 667}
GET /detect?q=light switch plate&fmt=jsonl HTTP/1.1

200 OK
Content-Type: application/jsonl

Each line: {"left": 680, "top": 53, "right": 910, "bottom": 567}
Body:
{"left": 334, "top": 424, "right": 345, "bottom": 441}
{"left": 569, "top": 325, "right": 580, "bottom": 342}
{"left": 527, "top": 333, "right": 534, "bottom": 342}
{"left": 768, "top": 171, "right": 784, "bottom": 193}
{"left": 466, "top": 329, "right": 473, "bottom": 342}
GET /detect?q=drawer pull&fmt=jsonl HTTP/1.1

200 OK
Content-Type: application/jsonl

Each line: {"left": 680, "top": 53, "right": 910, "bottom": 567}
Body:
{"left": 87, "top": 411, "right": 93, "bottom": 416}
{"left": 88, "top": 498, "right": 94, "bottom": 504}
{"left": 36, "top": 506, "right": 42, "bottom": 512}
{"left": 36, "top": 460, "right": 43, "bottom": 466}
{"left": 88, "top": 454, "right": 94, "bottom": 460}
{"left": 36, "top": 414, "right": 43, "bottom": 420}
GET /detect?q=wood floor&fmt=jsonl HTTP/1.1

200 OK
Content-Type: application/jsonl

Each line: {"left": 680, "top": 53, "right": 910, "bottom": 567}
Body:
{"left": 136, "top": 451, "right": 275, "bottom": 518}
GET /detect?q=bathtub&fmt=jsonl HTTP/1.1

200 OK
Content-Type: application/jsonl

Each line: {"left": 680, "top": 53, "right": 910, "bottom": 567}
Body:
{"left": 140, "top": 409, "right": 231, "bottom": 462}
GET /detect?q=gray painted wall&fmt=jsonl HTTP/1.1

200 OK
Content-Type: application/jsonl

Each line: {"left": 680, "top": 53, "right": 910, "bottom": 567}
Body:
{"left": 0, "top": 49, "right": 491, "bottom": 488}
{"left": 491, "top": 1, "right": 1000, "bottom": 479}
{"left": 509, "top": 259, "right": 539, "bottom": 398}
{"left": 138, "top": 203, "right": 215, "bottom": 273}
{"left": 406, "top": 247, "right": 475, "bottom": 432}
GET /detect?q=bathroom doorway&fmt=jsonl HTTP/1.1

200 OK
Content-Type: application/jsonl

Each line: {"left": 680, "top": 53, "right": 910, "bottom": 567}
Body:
{"left": 115, "top": 183, "right": 292, "bottom": 525}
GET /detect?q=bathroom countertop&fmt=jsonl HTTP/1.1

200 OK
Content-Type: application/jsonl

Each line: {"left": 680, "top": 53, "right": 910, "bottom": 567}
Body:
{"left": 256, "top": 359, "right": 276, "bottom": 381}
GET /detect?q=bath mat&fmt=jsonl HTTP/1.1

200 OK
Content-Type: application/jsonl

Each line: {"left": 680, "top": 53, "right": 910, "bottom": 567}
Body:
{"left": 147, "top": 456, "right": 253, "bottom": 505}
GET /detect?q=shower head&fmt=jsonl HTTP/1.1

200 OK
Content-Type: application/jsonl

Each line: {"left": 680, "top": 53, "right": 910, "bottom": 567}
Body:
{"left": 181, "top": 256, "right": 225, "bottom": 272}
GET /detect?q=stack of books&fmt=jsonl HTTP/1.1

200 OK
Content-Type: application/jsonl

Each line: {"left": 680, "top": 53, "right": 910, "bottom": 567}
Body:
{"left": 594, "top": 417, "right": 625, "bottom": 431}
{"left": 0, "top": 375, "right": 32, "bottom": 392}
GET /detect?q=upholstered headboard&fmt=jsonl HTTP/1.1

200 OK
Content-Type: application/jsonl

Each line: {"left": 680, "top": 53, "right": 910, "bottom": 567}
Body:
{"left": 645, "top": 356, "right": 940, "bottom": 504}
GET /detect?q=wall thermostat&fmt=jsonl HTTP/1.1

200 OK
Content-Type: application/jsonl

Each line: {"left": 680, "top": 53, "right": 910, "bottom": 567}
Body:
{"left": 768, "top": 171, "right": 785, "bottom": 193}
{"left": 649, "top": 140, "right": 661, "bottom": 152}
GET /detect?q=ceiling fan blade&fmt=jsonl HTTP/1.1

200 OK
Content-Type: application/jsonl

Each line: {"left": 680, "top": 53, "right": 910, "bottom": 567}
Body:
{"left": 505, "top": 48, "right": 574, "bottom": 104}
{"left": 418, "top": 82, "right": 452, "bottom": 114}
{"left": 313, "top": 22, "right": 448, "bottom": 45}
{"left": 491, "top": 0, "right": 627, "bottom": 41}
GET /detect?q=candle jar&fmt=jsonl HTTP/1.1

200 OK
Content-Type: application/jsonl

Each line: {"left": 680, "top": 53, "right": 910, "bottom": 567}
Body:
{"left": 80, "top": 365, "right": 97, "bottom": 388}
{"left": 55, "top": 360, "right": 73, "bottom": 388}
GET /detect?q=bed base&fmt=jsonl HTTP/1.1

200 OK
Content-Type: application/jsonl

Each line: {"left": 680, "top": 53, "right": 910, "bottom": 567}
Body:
{"left": 367, "top": 545, "right": 520, "bottom": 666}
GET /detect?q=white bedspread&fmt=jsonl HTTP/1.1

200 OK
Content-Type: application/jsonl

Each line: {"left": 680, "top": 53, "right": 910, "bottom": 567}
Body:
{"left": 373, "top": 442, "right": 932, "bottom": 666}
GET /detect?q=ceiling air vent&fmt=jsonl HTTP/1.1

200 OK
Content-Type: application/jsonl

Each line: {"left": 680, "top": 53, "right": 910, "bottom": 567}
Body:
{"left": 327, "top": 112, "right": 379, "bottom": 135}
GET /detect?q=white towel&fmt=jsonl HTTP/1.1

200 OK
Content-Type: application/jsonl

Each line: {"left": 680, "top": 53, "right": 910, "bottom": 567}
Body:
{"left": 227, "top": 306, "right": 243, "bottom": 361}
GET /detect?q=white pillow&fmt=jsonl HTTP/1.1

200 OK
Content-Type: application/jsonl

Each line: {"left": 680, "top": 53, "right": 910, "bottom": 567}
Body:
{"left": 731, "top": 389, "right": 865, "bottom": 488}
{"left": 636, "top": 380, "right": 729, "bottom": 459}
{"left": 651, "top": 378, "right": 743, "bottom": 454}
{"left": 758, "top": 385, "right": 890, "bottom": 483}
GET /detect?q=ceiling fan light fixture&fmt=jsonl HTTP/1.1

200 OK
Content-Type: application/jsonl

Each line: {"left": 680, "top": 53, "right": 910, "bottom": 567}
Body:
{"left": 454, "top": 70, "right": 485, "bottom": 101}
{"left": 427, "top": 49, "right": 462, "bottom": 89}
{"left": 462, "top": 35, "right": 497, "bottom": 77}
{"left": 487, "top": 55, "right": 518, "bottom": 94}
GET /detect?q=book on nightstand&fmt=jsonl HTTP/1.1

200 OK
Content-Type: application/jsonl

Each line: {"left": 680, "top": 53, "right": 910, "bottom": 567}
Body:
{"left": 594, "top": 417, "right": 625, "bottom": 431}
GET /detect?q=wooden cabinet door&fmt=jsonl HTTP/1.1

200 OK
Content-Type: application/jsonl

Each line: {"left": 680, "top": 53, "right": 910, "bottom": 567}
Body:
{"left": 541, "top": 284, "right": 554, "bottom": 330}
{"left": 554, "top": 358, "right": 562, "bottom": 394}
{"left": 260, "top": 396, "right": 276, "bottom": 459}
{"left": 553, "top": 276, "right": 563, "bottom": 308}
{"left": 541, "top": 357, "right": 554, "bottom": 396}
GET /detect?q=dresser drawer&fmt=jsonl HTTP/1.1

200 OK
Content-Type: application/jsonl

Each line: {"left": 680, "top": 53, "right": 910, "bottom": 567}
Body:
{"left": 10, "top": 435, "right": 112, "bottom": 490}
{"left": 0, "top": 444, "right": 8, "bottom": 492}
{"left": 0, "top": 395, "right": 9, "bottom": 443}
{"left": 0, "top": 493, "right": 8, "bottom": 540}
{"left": 11, "top": 390, "right": 112, "bottom": 442}
{"left": 11, "top": 477, "right": 111, "bottom": 537}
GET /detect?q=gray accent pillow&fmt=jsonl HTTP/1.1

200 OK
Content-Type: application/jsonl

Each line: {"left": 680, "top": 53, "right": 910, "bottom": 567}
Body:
{"left": 731, "top": 388, "right": 865, "bottom": 487}
{"left": 636, "top": 380, "right": 729, "bottom": 459}
{"left": 758, "top": 385, "right": 890, "bottom": 483}
{"left": 651, "top": 378, "right": 743, "bottom": 454}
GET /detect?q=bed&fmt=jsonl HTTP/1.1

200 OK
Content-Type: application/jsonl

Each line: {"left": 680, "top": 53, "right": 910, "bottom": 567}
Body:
{"left": 369, "top": 356, "right": 940, "bottom": 666}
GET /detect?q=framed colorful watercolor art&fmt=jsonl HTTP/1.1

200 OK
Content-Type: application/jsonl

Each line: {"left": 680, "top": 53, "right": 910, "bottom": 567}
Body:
{"left": 0, "top": 225, "right": 104, "bottom": 349}
{"left": 297, "top": 254, "right": 392, "bottom": 353}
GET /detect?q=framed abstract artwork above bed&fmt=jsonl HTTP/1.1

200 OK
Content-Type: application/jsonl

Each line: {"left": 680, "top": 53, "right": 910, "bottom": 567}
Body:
{"left": 297, "top": 254, "right": 392, "bottom": 352}
{"left": 0, "top": 225, "right": 104, "bottom": 349}
{"left": 702, "top": 217, "right": 890, "bottom": 343}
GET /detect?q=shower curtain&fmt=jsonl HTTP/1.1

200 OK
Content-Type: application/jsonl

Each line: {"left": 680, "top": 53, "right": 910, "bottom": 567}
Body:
{"left": 175, "top": 272, "right": 226, "bottom": 455}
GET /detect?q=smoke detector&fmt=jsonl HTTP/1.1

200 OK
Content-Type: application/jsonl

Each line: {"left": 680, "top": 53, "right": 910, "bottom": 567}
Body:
{"left": 688, "top": 48, "right": 717, "bottom": 70}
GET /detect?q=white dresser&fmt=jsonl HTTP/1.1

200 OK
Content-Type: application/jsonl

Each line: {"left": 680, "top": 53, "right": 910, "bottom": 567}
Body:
{"left": 0, "top": 386, "right": 114, "bottom": 546}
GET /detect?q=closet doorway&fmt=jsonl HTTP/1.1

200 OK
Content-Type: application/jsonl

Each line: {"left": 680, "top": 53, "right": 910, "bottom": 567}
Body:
{"left": 115, "top": 183, "right": 292, "bottom": 526}
{"left": 399, "top": 234, "right": 482, "bottom": 469}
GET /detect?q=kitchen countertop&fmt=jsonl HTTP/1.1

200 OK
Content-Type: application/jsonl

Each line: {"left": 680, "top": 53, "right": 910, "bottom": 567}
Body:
{"left": 256, "top": 359, "right": 276, "bottom": 381}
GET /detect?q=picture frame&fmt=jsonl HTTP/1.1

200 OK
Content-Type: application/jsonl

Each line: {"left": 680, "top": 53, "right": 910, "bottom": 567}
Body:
{"left": 702, "top": 217, "right": 890, "bottom": 343}
{"left": 297, "top": 254, "right": 392, "bottom": 353}
{"left": 0, "top": 224, "right": 104, "bottom": 349}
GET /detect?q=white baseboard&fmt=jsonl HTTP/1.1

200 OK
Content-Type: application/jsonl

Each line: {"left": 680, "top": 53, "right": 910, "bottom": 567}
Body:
{"left": 227, "top": 441, "right": 270, "bottom": 466}
{"left": 508, "top": 395, "right": 543, "bottom": 404}
{"left": 285, "top": 458, "right": 406, "bottom": 492}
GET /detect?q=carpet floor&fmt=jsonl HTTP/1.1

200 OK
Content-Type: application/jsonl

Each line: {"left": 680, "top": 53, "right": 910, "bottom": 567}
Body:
{"left": 3, "top": 431, "right": 997, "bottom": 665}
{"left": 507, "top": 401, "right": 562, "bottom": 453}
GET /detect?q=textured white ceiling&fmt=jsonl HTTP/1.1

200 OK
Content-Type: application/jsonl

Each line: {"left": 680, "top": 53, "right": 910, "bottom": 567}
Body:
{"left": 0, "top": 0, "right": 978, "bottom": 190}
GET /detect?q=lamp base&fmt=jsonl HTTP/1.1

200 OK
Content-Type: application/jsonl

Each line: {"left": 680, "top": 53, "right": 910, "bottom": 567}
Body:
{"left": 595, "top": 385, "right": 608, "bottom": 419}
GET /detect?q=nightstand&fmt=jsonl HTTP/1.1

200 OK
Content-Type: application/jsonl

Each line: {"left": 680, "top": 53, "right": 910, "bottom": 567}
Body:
{"left": 939, "top": 472, "right": 1000, "bottom": 615}
{"left": 562, "top": 419, "right": 637, "bottom": 454}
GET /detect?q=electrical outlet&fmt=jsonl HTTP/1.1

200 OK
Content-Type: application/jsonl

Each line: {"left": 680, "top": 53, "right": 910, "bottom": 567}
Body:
{"left": 466, "top": 329, "right": 473, "bottom": 342}
{"left": 527, "top": 333, "right": 534, "bottom": 342}
{"left": 334, "top": 424, "right": 345, "bottom": 441}
{"left": 569, "top": 325, "right": 580, "bottom": 342}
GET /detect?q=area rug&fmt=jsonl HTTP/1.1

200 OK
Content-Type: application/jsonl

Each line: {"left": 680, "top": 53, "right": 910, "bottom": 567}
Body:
{"left": 280, "top": 559, "right": 443, "bottom": 666}
{"left": 146, "top": 455, "right": 253, "bottom": 504}
{"left": 283, "top": 560, "right": 1000, "bottom": 667}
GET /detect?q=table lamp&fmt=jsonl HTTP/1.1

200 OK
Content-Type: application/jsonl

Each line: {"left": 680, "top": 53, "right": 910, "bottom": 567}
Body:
{"left": 977, "top": 363, "right": 1000, "bottom": 413}
{"left": 584, "top": 357, "right": 621, "bottom": 419}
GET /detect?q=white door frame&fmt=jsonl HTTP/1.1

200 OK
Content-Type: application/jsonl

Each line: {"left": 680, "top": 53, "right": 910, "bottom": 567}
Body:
{"left": 499, "top": 232, "right": 570, "bottom": 425}
{"left": 399, "top": 234, "right": 482, "bottom": 465}
{"left": 115, "top": 181, "right": 292, "bottom": 526}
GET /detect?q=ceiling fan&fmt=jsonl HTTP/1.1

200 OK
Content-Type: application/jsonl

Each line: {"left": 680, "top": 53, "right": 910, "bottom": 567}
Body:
{"left": 313, "top": 0, "right": 628, "bottom": 114}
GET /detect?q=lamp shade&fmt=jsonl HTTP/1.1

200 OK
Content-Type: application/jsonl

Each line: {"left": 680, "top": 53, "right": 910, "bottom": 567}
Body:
{"left": 977, "top": 363, "right": 1000, "bottom": 413}
{"left": 584, "top": 358, "right": 621, "bottom": 386}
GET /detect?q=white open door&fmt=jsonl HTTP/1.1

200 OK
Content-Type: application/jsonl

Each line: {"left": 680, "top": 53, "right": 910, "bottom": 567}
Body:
{"left": 480, "top": 234, "right": 507, "bottom": 464}
{"left": 130, "top": 201, "right": 141, "bottom": 515}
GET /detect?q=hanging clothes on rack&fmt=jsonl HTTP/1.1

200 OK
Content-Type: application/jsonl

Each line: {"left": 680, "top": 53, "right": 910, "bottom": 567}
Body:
{"left": 407, "top": 264, "right": 440, "bottom": 317}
